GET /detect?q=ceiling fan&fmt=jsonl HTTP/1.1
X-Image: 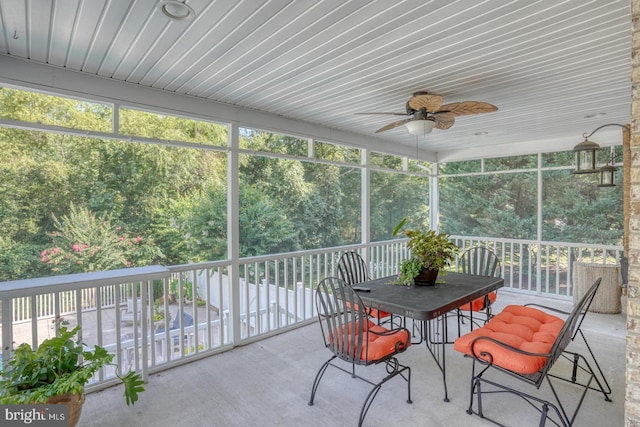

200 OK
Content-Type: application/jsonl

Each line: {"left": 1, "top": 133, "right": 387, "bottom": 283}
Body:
{"left": 357, "top": 91, "right": 497, "bottom": 135}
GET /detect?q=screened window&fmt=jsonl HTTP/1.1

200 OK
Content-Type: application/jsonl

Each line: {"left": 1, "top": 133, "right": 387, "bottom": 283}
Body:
{"left": 314, "top": 140, "right": 361, "bottom": 163}
{"left": 370, "top": 171, "right": 429, "bottom": 242}
{"left": 239, "top": 152, "right": 361, "bottom": 255}
{"left": 119, "top": 107, "right": 227, "bottom": 146}
{"left": 542, "top": 169, "right": 622, "bottom": 244}
{"left": 0, "top": 125, "right": 226, "bottom": 280}
{"left": 440, "top": 172, "right": 537, "bottom": 239}
{"left": 0, "top": 87, "right": 112, "bottom": 132}
{"left": 485, "top": 154, "right": 537, "bottom": 171}
{"left": 239, "top": 128, "right": 308, "bottom": 155}
{"left": 370, "top": 151, "right": 403, "bottom": 170}
{"left": 439, "top": 160, "right": 481, "bottom": 174}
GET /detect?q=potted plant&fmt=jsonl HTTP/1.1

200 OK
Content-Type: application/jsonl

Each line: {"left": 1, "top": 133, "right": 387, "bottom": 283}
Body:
{"left": 0, "top": 320, "right": 144, "bottom": 427}
{"left": 393, "top": 218, "right": 459, "bottom": 285}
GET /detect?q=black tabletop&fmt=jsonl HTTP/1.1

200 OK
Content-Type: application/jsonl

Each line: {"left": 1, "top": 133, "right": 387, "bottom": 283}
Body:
{"left": 355, "top": 272, "right": 504, "bottom": 321}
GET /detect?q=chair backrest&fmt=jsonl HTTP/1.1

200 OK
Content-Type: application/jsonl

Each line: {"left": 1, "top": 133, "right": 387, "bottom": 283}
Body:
{"left": 315, "top": 276, "right": 372, "bottom": 365}
{"left": 336, "top": 251, "right": 369, "bottom": 285}
{"left": 541, "top": 277, "right": 602, "bottom": 377}
{"left": 459, "top": 247, "right": 501, "bottom": 278}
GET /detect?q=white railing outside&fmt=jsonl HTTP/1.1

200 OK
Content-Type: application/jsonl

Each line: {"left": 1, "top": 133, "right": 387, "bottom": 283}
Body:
{"left": 449, "top": 236, "right": 623, "bottom": 298}
{"left": 0, "top": 237, "right": 622, "bottom": 392}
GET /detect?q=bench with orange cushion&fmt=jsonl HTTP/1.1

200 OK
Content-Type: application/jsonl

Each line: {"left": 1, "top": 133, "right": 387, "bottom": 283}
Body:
{"left": 452, "top": 279, "right": 608, "bottom": 426}
{"left": 453, "top": 304, "right": 564, "bottom": 374}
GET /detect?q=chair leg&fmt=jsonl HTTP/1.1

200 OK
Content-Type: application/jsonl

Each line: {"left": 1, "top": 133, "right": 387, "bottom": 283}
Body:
{"left": 359, "top": 383, "right": 382, "bottom": 427}
{"left": 576, "top": 330, "right": 613, "bottom": 401}
{"left": 466, "top": 376, "right": 478, "bottom": 415}
{"left": 310, "top": 355, "right": 411, "bottom": 427}
{"left": 359, "top": 360, "right": 411, "bottom": 426}
{"left": 475, "top": 377, "right": 484, "bottom": 418}
{"left": 308, "top": 356, "right": 335, "bottom": 406}
{"left": 540, "top": 403, "right": 549, "bottom": 427}
{"left": 549, "top": 350, "right": 612, "bottom": 404}
{"left": 468, "top": 374, "right": 572, "bottom": 426}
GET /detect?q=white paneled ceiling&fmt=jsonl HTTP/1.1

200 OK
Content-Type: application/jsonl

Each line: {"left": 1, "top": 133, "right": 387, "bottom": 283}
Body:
{"left": 0, "top": 0, "right": 631, "bottom": 161}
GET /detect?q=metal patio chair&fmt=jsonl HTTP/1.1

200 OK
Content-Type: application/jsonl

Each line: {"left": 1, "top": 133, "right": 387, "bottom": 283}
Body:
{"left": 308, "top": 277, "right": 412, "bottom": 427}
{"left": 456, "top": 246, "right": 502, "bottom": 329}
{"left": 523, "top": 292, "right": 613, "bottom": 402}
{"left": 336, "top": 251, "right": 393, "bottom": 325}
{"left": 454, "top": 277, "right": 610, "bottom": 426}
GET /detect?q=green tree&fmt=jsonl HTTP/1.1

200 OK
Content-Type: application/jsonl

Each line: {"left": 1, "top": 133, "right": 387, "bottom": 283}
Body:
{"left": 239, "top": 183, "right": 298, "bottom": 257}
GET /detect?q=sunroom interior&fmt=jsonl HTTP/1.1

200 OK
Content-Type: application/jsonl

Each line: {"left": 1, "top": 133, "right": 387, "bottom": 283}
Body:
{"left": 0, "top": 1, "right": 636, "bottom": 426}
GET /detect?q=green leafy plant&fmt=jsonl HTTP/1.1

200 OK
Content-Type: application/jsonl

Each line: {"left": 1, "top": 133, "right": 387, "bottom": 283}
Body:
{"left": 397, "top": 257, "right": 423, "bottom": 286}
{"left": 393, "top": 218, "right": 459, "bottom": 285}
{"left": 169, "top": 279, "right": 207, "bottom": 306}
{"left": 0, "top": 320, "right": 144, "bottom": 405}
{"left": 153, "top": 302, "right": 167, "bottom": 322}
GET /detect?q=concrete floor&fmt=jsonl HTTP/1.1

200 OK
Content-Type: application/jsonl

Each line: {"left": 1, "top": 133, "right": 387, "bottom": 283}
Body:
{"left": 80, "top": 290, "right": 626, "bottom": 426}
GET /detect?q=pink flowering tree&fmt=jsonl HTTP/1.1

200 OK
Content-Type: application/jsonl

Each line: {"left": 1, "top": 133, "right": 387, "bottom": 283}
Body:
{"left": 40, "top": 204, "right": 161, "bottom": 274}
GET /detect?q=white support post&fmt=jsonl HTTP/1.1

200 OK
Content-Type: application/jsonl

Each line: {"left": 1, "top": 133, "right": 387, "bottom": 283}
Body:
{"left": 228, "top": 124, "right": 241, "bottom": 345}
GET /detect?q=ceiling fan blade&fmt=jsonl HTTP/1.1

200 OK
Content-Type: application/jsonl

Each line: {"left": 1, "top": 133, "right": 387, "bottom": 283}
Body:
{"left": 437, "top": 101, "right": 497, "bottom": 116}
{"left": 375, "top": 118, "right": 413, "bottom": 133}
{"left": 407, "top": 93, "right": 443, "bottom": 112}
{"left": 355, "top": 112, "right": 407, "bottom": 116}
{"left": 433, "top": 112, "right": 455, "bottom": 130}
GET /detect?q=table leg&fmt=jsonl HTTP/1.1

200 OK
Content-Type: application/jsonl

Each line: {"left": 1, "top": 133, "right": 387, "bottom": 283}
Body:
{"left": 425, "top": 316, "right": 449, "bottom": 402}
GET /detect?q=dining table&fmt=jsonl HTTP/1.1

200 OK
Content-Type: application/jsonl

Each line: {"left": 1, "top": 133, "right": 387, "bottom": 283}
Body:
{"left": 355, "top": 271, "right": 504, "bottom": 402}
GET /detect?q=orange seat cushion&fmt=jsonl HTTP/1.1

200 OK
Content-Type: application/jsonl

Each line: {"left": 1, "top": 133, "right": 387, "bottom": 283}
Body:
{"left": 335, "top": 319, "right": 410, "bottom": 362}
{"left": 459, "top": 291, "right": 497, "bottom": 312}
{"left": 453, "top": 305, "right": 564, "bottom": 374}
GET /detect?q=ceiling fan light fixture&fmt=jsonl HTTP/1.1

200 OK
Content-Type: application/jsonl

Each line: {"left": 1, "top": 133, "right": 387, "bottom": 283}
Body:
{"left": 160, "top": 1, "right": 195, "bottom": 21}
{"left": 405, "top": 119, "right": 436, "bottom": 136}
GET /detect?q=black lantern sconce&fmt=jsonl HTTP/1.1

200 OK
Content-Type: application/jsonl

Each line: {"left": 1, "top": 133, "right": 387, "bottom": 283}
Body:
{"left": 572, "top": 123, "right": 629, "bottom": 186}
{"left": 598, "top": 151, "right": 617, "bottom": 187}
{"left": 572, "top": 137, "right": 600, "bottom": 174}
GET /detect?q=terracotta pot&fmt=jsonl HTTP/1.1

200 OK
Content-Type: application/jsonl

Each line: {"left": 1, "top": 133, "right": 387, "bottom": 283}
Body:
{"left": 414, "top": 267, "right": 439, "bottom": 286}
{"left": 46, "top": 392, "right": 85, "bottom": 427}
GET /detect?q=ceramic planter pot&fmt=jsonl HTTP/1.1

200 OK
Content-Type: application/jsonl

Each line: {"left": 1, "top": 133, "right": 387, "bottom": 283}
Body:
{"left": 414, "top": 267, "right": 438, "bottom": 286}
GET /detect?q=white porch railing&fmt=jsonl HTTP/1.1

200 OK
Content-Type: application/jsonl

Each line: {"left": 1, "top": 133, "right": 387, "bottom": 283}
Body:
{"left": 0, "top": 237, "right": 622, "bottom": 393}
{"left": 448, "top": 236, "right": 623, "bottom": 298}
